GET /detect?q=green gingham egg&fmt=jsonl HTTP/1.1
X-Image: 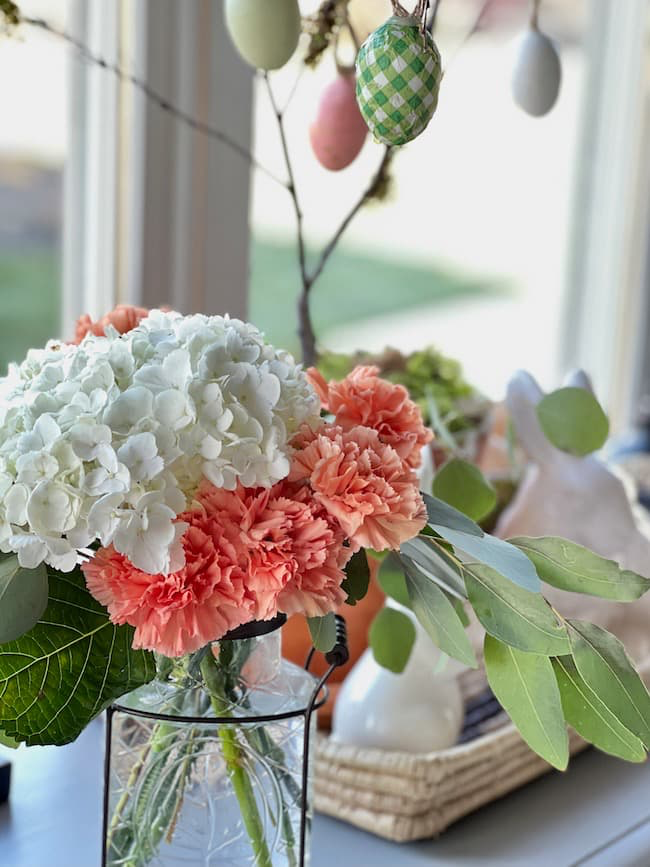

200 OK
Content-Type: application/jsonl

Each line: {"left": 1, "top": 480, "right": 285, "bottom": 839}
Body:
{"left": 355, "top": 16, "right": 442, "bottom": 147}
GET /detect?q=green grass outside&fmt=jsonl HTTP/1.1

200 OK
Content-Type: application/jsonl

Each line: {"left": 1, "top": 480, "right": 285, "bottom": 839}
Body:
{"left": 250, "top": 235, "right": 508, "bottom": 357}
{"left": 0, "top": 248, "right": 61, "bottom": 374}
{"left": 0, "top": 238, "right": 506, "bottom": 373}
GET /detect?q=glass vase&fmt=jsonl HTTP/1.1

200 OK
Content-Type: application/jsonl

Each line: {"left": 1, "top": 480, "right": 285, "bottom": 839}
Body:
{"left": 102, "top": 616, "right": 322, "bottom": 867}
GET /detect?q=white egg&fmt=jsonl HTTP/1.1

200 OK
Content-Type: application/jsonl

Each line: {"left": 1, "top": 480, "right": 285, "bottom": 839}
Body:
{"left": 225, "top": 0, "right": 301, "bottom": 71}
{"left": 331, "top": 602, "right": 466, "bottom": 753}
{"left": 511, "top": 27, "right": 562, "bottom": 117}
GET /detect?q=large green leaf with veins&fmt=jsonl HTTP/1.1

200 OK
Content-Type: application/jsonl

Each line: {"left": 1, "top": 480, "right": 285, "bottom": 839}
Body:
{"left": 0, "top": 568, "right": 156, "bottom": 746}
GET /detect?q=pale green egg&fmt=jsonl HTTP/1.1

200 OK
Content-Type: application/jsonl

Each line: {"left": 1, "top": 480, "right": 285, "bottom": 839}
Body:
{"left": 225, "top": 0, "right": 302, "bottom": 71}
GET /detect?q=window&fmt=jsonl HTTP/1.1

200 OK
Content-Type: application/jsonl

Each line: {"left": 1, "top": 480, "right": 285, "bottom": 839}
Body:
{"left": 0, "top": 0, "right": 69, "bottom": 372}
{"left": 8, "top": 0, "right": 646, "bottom": 428}
{"left": 249, "top": 0, "right": 588, "bottom": 399}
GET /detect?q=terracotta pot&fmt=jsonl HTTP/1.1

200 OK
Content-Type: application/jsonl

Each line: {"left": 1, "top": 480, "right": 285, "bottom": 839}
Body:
{"left": 282, "top": 556, "right": 386, "bottom": 729}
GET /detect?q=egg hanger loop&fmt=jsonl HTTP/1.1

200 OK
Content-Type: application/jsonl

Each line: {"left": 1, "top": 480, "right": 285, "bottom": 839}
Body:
{"left": 332, "top": 18, "right": 355, "bottom": 76}
{"left": 391, "top": 0, "right": 431, "bottom": 39}
{"left": 530, "top": 0, "right": 541, "bottom": 30}
{"left": 391, "top": 0, "right": 430, "bottom": 26}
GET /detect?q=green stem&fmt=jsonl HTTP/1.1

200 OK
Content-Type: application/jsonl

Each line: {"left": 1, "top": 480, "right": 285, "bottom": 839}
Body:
{"left": 245, "top": 727, "right": 299, "bottom": 867}
{"left": 200, "top": 654, "right": 273, "bottom": 867}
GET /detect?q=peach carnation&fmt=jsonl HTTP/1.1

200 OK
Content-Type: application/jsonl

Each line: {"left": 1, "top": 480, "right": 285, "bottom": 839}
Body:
{"left": 196, "top": 481, "right": 350, "bottom": 619}
{"left": 72, "top": 304, "right": 151, "bottom": 345}
{"left": 82, "top": 509, "right": 252, "bottom": 657}
{"left": 289, "top": 423, "right": 427, "bottom": 551}
{"left": 307, "top": 366, "right": 433, "bottom": 469}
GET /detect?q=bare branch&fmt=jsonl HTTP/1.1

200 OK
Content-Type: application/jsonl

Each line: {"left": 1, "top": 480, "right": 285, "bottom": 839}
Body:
{"left": 263, "top": 74, "right": 317, "bottom": 367}
{"left": 21, "top": 15, "right": 290, "bottom": 190}
{"left": 309, "top": 147, "right": 393, "bottom": 290}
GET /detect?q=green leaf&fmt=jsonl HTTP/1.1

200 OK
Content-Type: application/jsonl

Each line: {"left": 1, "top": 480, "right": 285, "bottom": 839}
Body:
{"left": 433, "top": 459, "right": 497, "bottom": 522}
{"left": 0, "top": 555, "right": 48, "bottom": 643}
{"left": 308, "top": 613, "right": 337, "bottom": 652}
{"left": 510, "top": 537, "right": 650, "bottom": 602}
{"left": 450, "top": 595, "right": 470, "bottom": 627}
{"left": 0, "top": 568, "right": 156, "bottom": 746}
{"left": 403, "top": 561, "right": 477, "bottom": 667}
{"left": 369, "top": 607, "right": 416, "bottom": 674}
{"left": 377, "top": 553, "right": 411, "bottom": 608}
{"left": 537, "top": 387, "right": 609, "bottom": 456}
{"left": 0, "top": 730, "right": 19, "bottom": 749}
{"left": 464, "top": 563, "right": 569, "bottom": 655}
{"left": 568, "top": 620, "right": 650, "bottom": 748}
{"left": 400, "top": 537, "right": 467, "bottom": 599}
{"left": 484, "top": 635, "right": 569, "bottom": 769}
{"left": 432, "top": 527, "right": 541, "bottom": 593}
{"left": 552, "top": 656, "right": 646, "bottom": 763}
{"left": 340, "top": 549, "right": 370, "bottom": 606}
{"left": 422, "top": 492, "right": 483, "bottom": 537}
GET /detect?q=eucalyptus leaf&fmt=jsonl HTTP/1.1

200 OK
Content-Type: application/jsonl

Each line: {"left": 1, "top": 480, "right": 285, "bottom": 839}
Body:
{"left": 450, "top": 595, "right": 470, "bottom": 628}
{"left": 400, "top": 537, "right": 467, "bottom": 600}
{"left": 422, "top": 492, "right": 483, "bottom": 537}
{"left": 378, "top": 553, "right": 411, "bottom": 608}
{"left": 568, "top": 620, "right": 650, "bottom": 748}
{"left": 0, "top": 555, "right": 48, "bottom": 644}
{"left": 537, "top": 387, "right": 609, "bottom": 456}
{"left": 432, "top": 527, "right": 541, "bottom": 593}
{"left": 341, "top": 549, "right": 370, "bottom": 606}
{"left": 484, "top": 635, "right": 569, "bottom": 770}
{"left": 433, "top": 458, "right": 497, "bottom": 522}
{"left": 369, "top": 607, "right": 416, "bottom": 674}
{"left": 464, "top": 563, "right": 569, "bottom": 655}
{"left": 552, "top": 656, "right": 646, "bottom": 763}
{"left": 403, "top": 561, "right": 476, "bottom": 667}
{"left": 307, "top": 612, "right": 337, "bottom": 653}
{"left": 511, "top": 537, "right": 650, "bottom": 602}
{"left": 0, "top": 568, "right": 156, "bottom": 746}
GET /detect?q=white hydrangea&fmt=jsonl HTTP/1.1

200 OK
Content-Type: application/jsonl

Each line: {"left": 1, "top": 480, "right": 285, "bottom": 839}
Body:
{"left": 0, "top": 311, "right": 321, "bottom": 575}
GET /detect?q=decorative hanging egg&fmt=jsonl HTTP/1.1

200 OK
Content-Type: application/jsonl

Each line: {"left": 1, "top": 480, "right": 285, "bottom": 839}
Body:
{"left": 309, "top": 72, "right": 368, "bottom": 171}
{"left": 225, "top": 0, "right": 301, "bottom": 71}
{"left": 511, "top": 27, "right": 562, "bottom": 117}
{"left": 355, "top": 15, "right": 442, "bottom": 147}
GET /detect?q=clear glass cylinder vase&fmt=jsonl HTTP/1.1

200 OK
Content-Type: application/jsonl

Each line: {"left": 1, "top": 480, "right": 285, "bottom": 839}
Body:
{"left": 103, "top": 619, "right": 319, "bottom": 867}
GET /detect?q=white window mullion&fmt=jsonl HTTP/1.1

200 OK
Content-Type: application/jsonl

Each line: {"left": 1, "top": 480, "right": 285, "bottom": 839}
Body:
{"left": 561, "top": 0, "right": 650, "bottom": 428}
{"left": 63, "top": 0, "right": 254, "bottom": 325}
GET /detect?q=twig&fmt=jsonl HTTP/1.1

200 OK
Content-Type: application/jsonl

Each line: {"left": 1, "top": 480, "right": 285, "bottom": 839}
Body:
{"left": 308, "top": 146, "right": 393, "bottom": 290}
{"left": 21, "top": 15, "right": 289, "bottom": 190}
{"left": 263, "top": 74, "right": 318, "bottom": 367}
{"left": 443, "top": 0, "right": 493, "bottom": 73}
{"left": 266, "top": 62, "right": 394, "bottom": 367}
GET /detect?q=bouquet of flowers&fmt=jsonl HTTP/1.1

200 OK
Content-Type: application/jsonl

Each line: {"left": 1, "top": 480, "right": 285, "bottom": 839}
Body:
{"left": 1, "top": 307, "right": 649, "bottom": 866}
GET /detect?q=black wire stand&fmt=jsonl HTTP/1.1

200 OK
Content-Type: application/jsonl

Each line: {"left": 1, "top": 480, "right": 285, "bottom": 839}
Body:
{"left": 101, "top": 615, "right": 349, "bottom": 867}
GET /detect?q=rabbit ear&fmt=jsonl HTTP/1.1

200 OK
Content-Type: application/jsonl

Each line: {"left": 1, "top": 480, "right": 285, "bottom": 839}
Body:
{"left": 563, "top": 368, "right": 595, "bottom": 396}
{"left": 506, "top": 370, "right": 558, "bottom": 462}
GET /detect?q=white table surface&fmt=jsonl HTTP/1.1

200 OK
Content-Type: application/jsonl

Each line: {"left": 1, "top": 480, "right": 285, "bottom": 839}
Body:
{"left": 1, "top": 718, "right": 650, "bottom": 867}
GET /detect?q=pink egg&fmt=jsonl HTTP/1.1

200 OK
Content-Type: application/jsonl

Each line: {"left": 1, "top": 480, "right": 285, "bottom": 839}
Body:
{"left": 309, "top": 72, "right": 368, "bottom": 172}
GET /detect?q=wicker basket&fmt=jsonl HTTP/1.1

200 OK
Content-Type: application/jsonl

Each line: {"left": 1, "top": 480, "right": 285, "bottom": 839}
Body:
{"left": 313, "top": 659, "right": 650, "bottom": 842}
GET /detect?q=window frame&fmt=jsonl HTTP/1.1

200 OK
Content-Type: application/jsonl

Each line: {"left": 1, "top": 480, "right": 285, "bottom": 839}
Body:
{"left": 62, "top": 0, "right": 253, "bottom": 328}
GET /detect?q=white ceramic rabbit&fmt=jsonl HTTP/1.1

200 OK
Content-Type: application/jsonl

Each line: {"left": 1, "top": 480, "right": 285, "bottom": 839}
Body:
{"left": 495, "top": 369, "right": 650, "bottom": 661}
{"left": 331, "top": 601, "right": 465, "bottom": 753}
